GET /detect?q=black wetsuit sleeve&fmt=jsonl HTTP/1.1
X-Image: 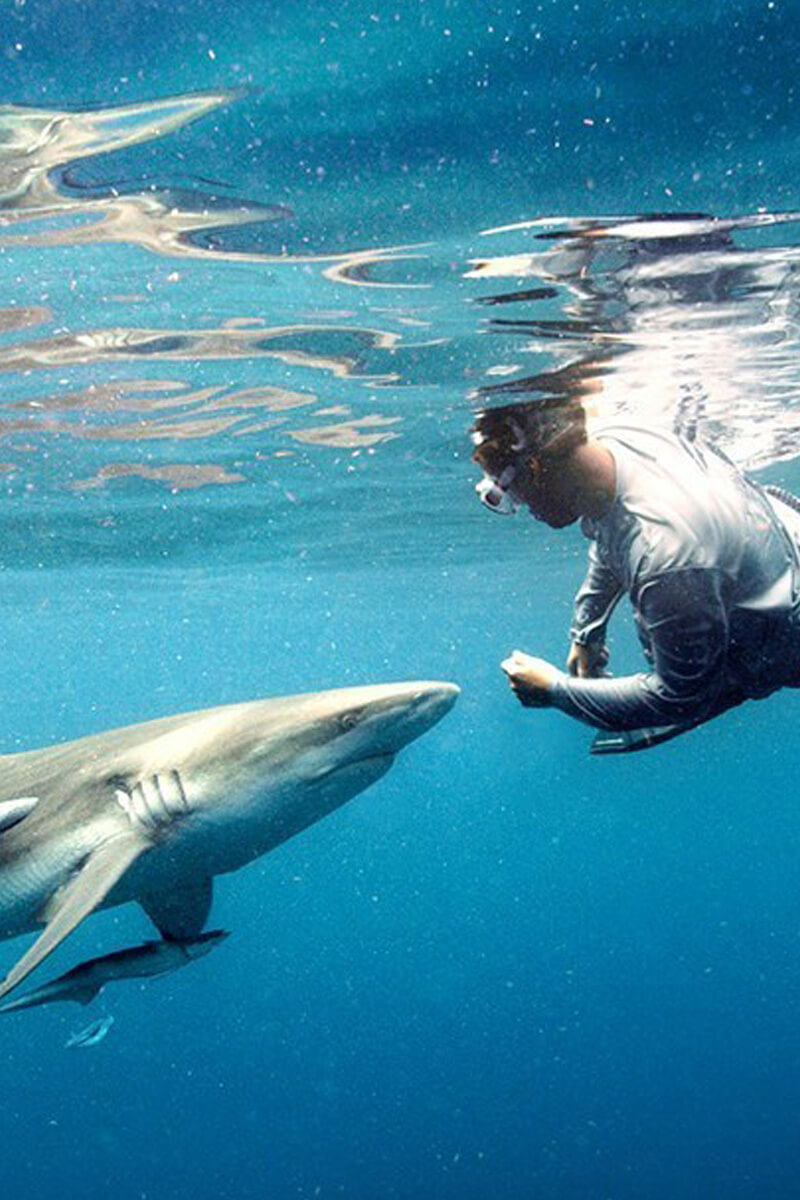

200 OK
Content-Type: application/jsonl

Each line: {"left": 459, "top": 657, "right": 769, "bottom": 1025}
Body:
{"left": 551, "top": 568, "right": 730, "bottom": 730}
{"left": 569, "top": 540, "right": 625, "bottom": 646}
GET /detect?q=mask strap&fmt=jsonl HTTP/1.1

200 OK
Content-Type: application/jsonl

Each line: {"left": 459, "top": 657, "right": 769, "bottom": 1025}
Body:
{"left": 509, "top": 419, "right": 528, "bottom": 453}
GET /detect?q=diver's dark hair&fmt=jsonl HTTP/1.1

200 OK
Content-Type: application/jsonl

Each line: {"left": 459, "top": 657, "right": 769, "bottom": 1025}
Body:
{"left": 471, "top": 397, "right": 588, "bottom": 470}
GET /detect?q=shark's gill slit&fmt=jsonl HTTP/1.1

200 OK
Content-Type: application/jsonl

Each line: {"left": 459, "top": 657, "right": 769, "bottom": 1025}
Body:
{"left": 113, "top": 773, "right": 188, "bottom": 829}
{"left": 169, "top": 769, "right": 189, "bottom": 814}
{"left": 130, "top": 781, "right": 156, "bottom": 831}
{"left": 151, "top": 775, "right": 168, "bottom": 820}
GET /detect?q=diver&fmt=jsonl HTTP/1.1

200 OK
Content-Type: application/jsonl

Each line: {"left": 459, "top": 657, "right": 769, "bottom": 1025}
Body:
{"left": 471, "top": 397, "right": 800, "bottom": 752}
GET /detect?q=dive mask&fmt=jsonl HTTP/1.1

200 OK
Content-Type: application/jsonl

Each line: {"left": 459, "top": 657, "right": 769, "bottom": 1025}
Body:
{"left": 475, "top": 463, "right": 519, "bottom": 515}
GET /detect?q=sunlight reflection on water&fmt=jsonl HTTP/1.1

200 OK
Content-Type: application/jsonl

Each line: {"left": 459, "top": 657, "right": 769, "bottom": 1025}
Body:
{"left": 1, "top": 91, "right": 800, "bottom": 567}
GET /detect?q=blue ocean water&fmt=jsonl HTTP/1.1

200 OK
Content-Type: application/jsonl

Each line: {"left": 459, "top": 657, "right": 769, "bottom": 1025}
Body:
{"left": 1, "top": 1, "right": 800, "bottom": 1196}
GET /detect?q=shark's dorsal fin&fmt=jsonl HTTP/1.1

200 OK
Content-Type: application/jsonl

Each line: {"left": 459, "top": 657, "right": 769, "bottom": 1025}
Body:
{"left": 140, "top": 876, "right": 213, "bottom": 940}
{"left": 0, "top": 830, "right": 149, "bottom": 1001}
{"left": 0, "top": 796, "right": 39, "bottom": 835}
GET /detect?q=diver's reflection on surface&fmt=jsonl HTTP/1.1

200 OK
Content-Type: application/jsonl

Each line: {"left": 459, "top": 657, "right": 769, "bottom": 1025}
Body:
{"left": 470, "top": 211, "right": 800, "bottom": 470}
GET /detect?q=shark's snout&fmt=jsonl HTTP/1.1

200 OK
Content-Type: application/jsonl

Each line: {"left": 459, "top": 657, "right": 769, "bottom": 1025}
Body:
{"left": 378, "top": 681, "right": 460, "bottom": 753}
{"left": 413, "top": 681, "right": 460, "bottom": 722}
{"left": 293, "top": 681, "right": 459, "bottom": 791}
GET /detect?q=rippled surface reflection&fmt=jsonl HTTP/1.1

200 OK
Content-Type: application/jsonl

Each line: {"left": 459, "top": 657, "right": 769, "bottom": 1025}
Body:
{"left": 470, "top": 211, "right": 800, "bottom": 469}
{"left": 4, "top": 89, "right": 800, "bottom": 567}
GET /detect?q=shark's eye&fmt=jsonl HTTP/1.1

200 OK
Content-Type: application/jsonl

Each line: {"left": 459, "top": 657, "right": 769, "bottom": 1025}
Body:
{"left": 338, "top": 710, "right": 362, "bottom": 734}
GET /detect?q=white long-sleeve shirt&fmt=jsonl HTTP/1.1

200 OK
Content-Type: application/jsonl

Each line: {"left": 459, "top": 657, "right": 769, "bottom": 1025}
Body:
{"left": 549, "top": 426, "right": 800, "bottom": 732}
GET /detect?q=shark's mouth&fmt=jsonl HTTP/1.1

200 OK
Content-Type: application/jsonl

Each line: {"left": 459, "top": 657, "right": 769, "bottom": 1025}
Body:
{"left": 315, "top": 752, "right": 396, "bottom": 787}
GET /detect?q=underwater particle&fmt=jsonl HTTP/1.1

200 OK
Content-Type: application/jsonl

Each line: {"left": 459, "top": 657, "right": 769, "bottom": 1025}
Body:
{"left": 66, "top": 1013, "right": 115, "bottom": 1048}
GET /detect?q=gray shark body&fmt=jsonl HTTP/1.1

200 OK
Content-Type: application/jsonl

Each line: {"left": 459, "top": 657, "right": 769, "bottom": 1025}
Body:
{"left": 0, "top": 930, "right": 228, "bottom": 1013}
{"left": 0, "top": 681, "right": 458, "bottom": 1000}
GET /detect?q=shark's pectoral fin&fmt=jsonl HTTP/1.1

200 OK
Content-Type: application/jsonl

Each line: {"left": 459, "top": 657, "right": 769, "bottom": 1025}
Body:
{"left": 140, "top": 876, "right": 213, "bottom": 940}
{"left": 0, "top": 830, "right": 150, "bottom": 1001}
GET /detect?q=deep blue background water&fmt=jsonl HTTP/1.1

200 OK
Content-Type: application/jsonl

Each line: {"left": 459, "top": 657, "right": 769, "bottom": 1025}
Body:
{"left": 1, "top": 1, "right": 800, "bottom": 1197}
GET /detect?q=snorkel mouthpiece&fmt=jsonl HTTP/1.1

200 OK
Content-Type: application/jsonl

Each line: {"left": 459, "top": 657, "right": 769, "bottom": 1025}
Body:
{"left": 471, "top": 420, "right": 527, "bottom": 516}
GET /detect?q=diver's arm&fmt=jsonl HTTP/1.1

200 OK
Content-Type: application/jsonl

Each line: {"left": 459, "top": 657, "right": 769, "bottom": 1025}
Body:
{"left": 570, "top": 540, "right": 625, "bottom": 648}
{"left": 567, "top": 640, "right": 609, "bottom": 678}
{"left": 549, "top": 569, "right": 731, "bottom": 730}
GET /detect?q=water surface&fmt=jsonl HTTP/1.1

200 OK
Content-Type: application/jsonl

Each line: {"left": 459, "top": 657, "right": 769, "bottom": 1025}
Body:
{"left": 2, "top": 3, "right": 800, "bottom": 1198}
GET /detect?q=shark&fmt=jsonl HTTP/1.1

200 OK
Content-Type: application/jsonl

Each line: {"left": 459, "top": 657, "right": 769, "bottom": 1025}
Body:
{"left": 0, "top": 930, "right": 229, "bottom": 1014}
{"left": 0, "top": 680, "right": 459, "bottom": 1001}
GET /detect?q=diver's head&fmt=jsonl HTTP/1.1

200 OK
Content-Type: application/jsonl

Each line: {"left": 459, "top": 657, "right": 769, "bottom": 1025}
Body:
{"left": 471, "top": 398, "right": 589, "bottom": 526}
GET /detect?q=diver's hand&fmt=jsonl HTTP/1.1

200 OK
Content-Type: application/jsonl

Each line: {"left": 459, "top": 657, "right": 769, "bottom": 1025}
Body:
{"left": 566, "top": 641, "right": 609, "bottom": 678}
{"left": 501, "top": 650, "right": 560, "bottom": 708}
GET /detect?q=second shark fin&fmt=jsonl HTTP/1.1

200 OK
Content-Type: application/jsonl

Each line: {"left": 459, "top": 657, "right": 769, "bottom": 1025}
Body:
{"left": 140, "top": 876, "right": 213, "bottom": 940}
{"left": 0, "top": 796, "right": 39, "bottom": 834}
{"left": 0, "top": 830, "right": 149, "bottom": 1001}
{"left": 73, "top": 983, "right": 103, "bottom": 1006}
{"left": 0, "top": 979, "right": 101, "bottom": 1015}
